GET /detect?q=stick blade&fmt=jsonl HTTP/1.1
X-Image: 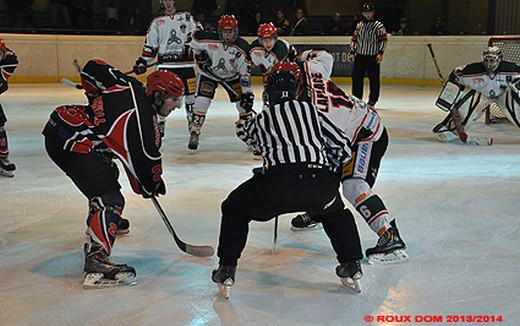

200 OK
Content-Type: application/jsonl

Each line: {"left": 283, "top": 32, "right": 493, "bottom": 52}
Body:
{"left": 185, "top": 245, "right": 215, "bottom": 257}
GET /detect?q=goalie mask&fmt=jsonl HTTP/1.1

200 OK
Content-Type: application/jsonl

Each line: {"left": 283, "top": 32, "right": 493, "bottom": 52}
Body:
{"left": 218, "top": 15, "right": 239, "bottom": 45}
{"left": 482, "top": 46, "right": 503, "bottom": 75}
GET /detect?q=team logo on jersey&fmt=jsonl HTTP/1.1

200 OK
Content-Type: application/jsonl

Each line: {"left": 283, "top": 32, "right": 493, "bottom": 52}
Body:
{"left": 213, "top": 58, "right": 228, "bottom": 73}
{"left": 167, "top": 29, "right": 183, "bottom": 45}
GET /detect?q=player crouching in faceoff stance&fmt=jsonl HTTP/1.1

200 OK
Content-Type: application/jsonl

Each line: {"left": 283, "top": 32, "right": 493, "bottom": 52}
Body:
{"left": 42, "top": 60, "right": 184, "bottom": 288}
{"left": 433, "top": 46, "right": 520, "bottom": 144}
{"left": 282, "top": 51, "right": 407, "bottom": 264}
{"left": 0, "top": 38, "right": 19, "bottom": 177}
{"left": 212, "top": 68, "right": 364, "bottom": 299}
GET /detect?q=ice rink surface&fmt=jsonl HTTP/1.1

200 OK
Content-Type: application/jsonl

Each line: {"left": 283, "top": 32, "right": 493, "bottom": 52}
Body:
{"left": 1, "top": 84, "right": 519, "bottom": 326}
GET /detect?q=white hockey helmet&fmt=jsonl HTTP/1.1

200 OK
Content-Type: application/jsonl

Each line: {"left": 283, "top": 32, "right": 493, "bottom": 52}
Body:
{"left": 482, "top": 46, "right": 503, "bottom": 74}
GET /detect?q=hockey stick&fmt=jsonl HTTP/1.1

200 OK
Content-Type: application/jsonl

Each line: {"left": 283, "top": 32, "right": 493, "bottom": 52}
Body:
{"left": 427, "top": 44, "right": 472, "bottom": 144}
{"left": 270, "top": 216, "right": 279, "bottom": 255}
{"left": 151, "top": 197, "right": 215, "bottom": 257}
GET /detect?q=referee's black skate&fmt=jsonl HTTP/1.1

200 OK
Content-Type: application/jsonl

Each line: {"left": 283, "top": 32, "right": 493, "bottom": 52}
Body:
{"left": 290, "top": 213, "right": 320, "bottom": 231}
{"left": 365, "top": 220, "right": 408, "bottom": 264}
{"left": 82, "top": 243, "right": 136, "bottom": 289}
{"left": 212, "top": 264, "right": 236, "bottom": 299}
{"left": 336, "top": 260, "right": 363, "bottom": 294}
{"left": 0, "top": 157, "right": 16, "bottom": 177}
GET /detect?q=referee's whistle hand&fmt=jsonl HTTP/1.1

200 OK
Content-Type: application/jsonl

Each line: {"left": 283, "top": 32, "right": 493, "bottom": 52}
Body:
{"left": 347, "top": 53, "right": 355, "bottom": 63}
{"left": 376, "top": 53, "right": 383, "bottom": 64}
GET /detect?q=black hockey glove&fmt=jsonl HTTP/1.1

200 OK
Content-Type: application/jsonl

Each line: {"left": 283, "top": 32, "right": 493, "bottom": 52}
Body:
{"left": 154, "top": 179, "right": 166, "bottom": 197}
{"left": 240, "top": 92, "right": 255, "bottom": 113}
{"left": 195, "top": 51, "right": 211, "bottom": 66}
{"left": 133, "top": 57, "right": 148, "bottom": 75}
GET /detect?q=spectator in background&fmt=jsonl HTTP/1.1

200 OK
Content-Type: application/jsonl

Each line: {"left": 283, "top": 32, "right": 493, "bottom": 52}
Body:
{"left": 249, "top": 11, "right": 266, "bottom": 36}
{"left": 290, "top": 8, "right": 308, "bottom": 35}
{"left": 6, "top": 0, "right": 34, "bottom": 28}
{"left": 274, "top": 10, "right": 291, "bottom": 35}
{"left": 430, "top": 16, "right": 448, "bottom": 35}
{"left": 392, "top": 17, "right": 410, "bottom": 35}
{"left": 105, "top": 0, "right": 119, "bottom": 30}
{"left": 195, "top": 13, "right": 214, "bottom": 32}
{"left": 192, "top": 0, "right": 218, "bottom": 18}
{"left": 49, "top": 0, "right": 71, "bottom": 28}
{"left": 71, "top": 0, "right": 94, "bottom": 29}
{"left": 325, "top": 12, "right": 348, "bottom": 35}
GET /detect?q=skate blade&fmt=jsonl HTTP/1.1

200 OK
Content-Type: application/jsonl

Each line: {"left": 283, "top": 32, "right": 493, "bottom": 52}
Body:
{"left": 340, "top": 274, "right": 362, "bottom": 294}
{"left": 218, "top": 278, "right": 234, "bottom": 300}
{"left": 82, "top": 272, "right": 137, "bottom": 289}
{"left": 290, "top": 223, "right": 321, "bottom": 232}
{"left": 367, "top": 249, "right": 409, "bottom": 265}
{"left": 0, "top": 170, "right": 14, "bottom": 177}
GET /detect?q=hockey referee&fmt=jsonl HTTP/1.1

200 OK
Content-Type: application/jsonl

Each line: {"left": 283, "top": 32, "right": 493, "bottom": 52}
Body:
{"left": 211, "top": 64, "right": 364, "bottom": 295}
{"left": 348, "top": 2, "right": 388, "bottom": 109}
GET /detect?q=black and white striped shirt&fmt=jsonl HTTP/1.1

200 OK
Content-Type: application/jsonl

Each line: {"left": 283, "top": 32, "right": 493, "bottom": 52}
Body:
{"left": 237, "top": 99, "right": 352, "bottom": 171}
{"left": 350, "top": 19, "right": 387, "bottom": 56}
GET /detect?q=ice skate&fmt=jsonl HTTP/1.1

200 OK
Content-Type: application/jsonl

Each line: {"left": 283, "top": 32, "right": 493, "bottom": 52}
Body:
{"left": 336, "top": 260, "right": 363, "bottom": 294}
{"left": 290, "top": 213, "right": 320, "bottom": 231}
{"left": 366, "top": 221, "right": 408, "bottom": 264}
{"left": 85, "top": 218, "right": 130, "bottom": 237}
{"left": 212, "top": 265, "right": 236, "bottom": 300}
{"left": 82, "top": 243, "right": 137, "bottom": 289}
{"left": 0, "top": 157, "right": 15, "bottom": 177}
{"left": 188, "top": 131, "right": 199, "bottom": 152}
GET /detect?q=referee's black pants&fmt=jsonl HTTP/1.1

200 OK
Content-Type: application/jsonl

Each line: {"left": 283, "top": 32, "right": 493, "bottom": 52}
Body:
{"left": 352, "top": 54, "right": 381, "bottom": 106}
{"left": 217, "top": 165, "right": 363, "bottom": 266}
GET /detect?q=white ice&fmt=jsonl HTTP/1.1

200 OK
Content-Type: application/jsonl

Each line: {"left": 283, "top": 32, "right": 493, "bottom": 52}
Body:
{"left": 1, "top": 84, "right": 519, "bottom": 326}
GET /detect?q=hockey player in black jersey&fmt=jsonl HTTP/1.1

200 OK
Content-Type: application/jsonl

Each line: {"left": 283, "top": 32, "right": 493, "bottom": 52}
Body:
{"left": 43, "top": 60, "right": 185, "bottom": 288}
{"left": 0, "top": 38, "right": 19, "bottom": 177}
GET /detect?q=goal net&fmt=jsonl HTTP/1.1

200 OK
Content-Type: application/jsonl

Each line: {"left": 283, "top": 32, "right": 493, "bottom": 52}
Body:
{"left": 486, "top": 36, "right": 520, "bottom": 123}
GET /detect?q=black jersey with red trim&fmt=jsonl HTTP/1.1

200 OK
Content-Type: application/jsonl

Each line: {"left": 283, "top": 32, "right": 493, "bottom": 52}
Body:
{"left": 0, "top": 48, "right": 19, "bottom": 94}
{"left": 42, "top": 60, "right": 163, "bottom": 197}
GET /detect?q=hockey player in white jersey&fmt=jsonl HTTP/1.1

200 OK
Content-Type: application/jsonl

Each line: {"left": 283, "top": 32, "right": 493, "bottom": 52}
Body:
{"left": 249, "top": 22, "right": 297, "bottom": 75}
{"left": 433, "top": 46, "right": 520, "bottom": 144}
{"left": 133, "top": 0, "right": 200, "bottom": 137}
{"left": 271, "top": 50, "right": 407, "bottom": 263}
{"left": 188, "top": 14, "right": 254, "bottom": 151}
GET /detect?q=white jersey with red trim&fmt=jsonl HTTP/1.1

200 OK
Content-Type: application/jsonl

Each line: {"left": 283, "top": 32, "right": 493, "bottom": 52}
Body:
{"left": 301, "top": 50, "right": 383, "bottom": 144}
{"left": 249, "top": 38, "right": 295, "bottom": 74}
{"left": 450, "top": 61, "right": 520, "bottom": 99}
{"left": 140, "top": 11, "right": 199, "bottom": 65}
{"left": 190, "top": 31, "right": 252, "bottom": 82}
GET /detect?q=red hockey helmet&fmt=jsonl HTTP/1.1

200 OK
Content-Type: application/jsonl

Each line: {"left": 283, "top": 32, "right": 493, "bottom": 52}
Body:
{"left": 257, "top": 22, "right": 278, "bottom": 39}
{"left": 218, "top": 15, "right": 239, "bottom": 44}
{"left": 146, "top": 70, "right": 184, "bottom": 98}
{"left": 271, "top": 62, "right": 302, "bottom": 84}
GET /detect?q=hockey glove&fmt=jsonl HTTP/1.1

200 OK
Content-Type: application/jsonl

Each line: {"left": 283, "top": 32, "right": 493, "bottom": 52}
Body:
{"left": 154, "top": 179, "right": 166, "bottom": 197}
{"left": 195, "top": 51, "right": 211, "bottom": 66}
{"left": 133, "top": 57, "right": 148, "bottom": 75}
{"left": 240, "top": 92, "right": 255, "bottom": 113}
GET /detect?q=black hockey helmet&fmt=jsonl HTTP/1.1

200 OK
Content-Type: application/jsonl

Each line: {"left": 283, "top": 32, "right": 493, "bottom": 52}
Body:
{"left": 265, "top": 66, "right": 298, "bottom": 104}
{"left": 361, "top": 2, "right": 375, "bottom": 12}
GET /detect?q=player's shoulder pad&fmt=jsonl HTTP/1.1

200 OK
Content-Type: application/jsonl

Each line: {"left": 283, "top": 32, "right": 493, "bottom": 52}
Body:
{"left": 233, "top": 37, "right": 251, "bottom": 53}
{"left": 150, "top": 15, "right": 169, "bottom": 25}
{"left": 459, "top": 62, "right": 487, "bottom": 75}
{"left": 271, "top": 39, "right": 290, "bottom": 60}
{"left": 193, "top": 30, "right": 219, "bottom": 42}
{"left": 498, "top": 61, "right": 520, "bottom": 73}
{"left": 174, "top": 11, "right": 194, "bottom": 20}
{"left": 250, "top": 39, "right": 261, "bottom": 50}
